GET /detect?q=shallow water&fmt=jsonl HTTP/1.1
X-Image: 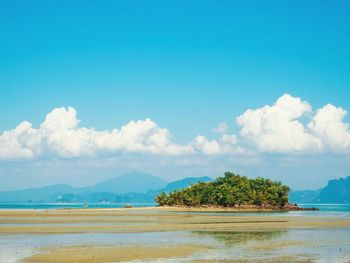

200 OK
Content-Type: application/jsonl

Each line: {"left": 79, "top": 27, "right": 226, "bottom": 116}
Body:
{"left": 0, "top": 202, "right": 157, "bottom": 210}
{"left": 164, "top": 204, "right": 350, "bottom": 218}
{"left": 1, "top": 206, "right": 350, "bottom": 262}
{"left": 2, "top": 228, "right": 349, "bottom": 262}
{"left": 0, "top": 229, "right": 350, "bottom": 263}
{"left": 192, "top": 228, "right": 350, "bottom": 262}
{"left": 1, "top": 203, "right": 349, "bottom": 211}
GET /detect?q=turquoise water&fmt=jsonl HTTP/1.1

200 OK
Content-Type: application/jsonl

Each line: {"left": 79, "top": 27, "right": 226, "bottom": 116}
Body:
{"left": 0, "top": 202, "right": 157, "bottom": 209}
{"left": 299, "top": 203, "right": 350, "bottom": 211}
{"left": 163, "top": 204, "right": 350, "bottom": 219}
{"left": 0, "top": 203, "right": 350, "bottom": 211}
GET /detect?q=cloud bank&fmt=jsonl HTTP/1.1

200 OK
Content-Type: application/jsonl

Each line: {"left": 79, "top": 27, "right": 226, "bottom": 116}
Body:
{"left": 0, "top": 107, "right": 239, "bottom": 160}
{"left": 236, "top": 94, "right": 350, "bottom": 153}
{"left": 1, "top": 94, "right": 350, "bottom": 160}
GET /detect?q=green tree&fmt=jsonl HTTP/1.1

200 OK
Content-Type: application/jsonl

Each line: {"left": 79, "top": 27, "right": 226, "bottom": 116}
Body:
{"left": 155, "top": 172, "right": 290, "bottom": 208}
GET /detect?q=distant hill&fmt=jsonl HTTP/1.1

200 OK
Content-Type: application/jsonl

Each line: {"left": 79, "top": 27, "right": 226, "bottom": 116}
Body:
{"left": 0, "top": 184, "right": 78, "bottom": 203}
{"left": 316, "top": 176, "right": 350, "bottom": 203}
{"left": 2, "top": 173, "right": 349, "bottom": 204}
{"left": 158, "top": 176, "right": 212, "bottom": 193}
{"left": 289, "top": 190, "right": 320, "bottom": 204}
{"left": 86, "top": 172, "right": 167, "bottom": 194}
{"left": 0, "top": 173, "right": 211, "bottom": 203}
{"left": 289, "top": 176, "right": 350, "bottom": 204}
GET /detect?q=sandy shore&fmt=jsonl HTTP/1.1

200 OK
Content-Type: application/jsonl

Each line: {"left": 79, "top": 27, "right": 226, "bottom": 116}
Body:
{"left": 0, "top": 207, "right": 349, "bottom": 235}
{"left": 25, "top": 245, "right": 206, "bottom": 263}
{"left": 1, "top": 207, "right": 349, "bottom": 262}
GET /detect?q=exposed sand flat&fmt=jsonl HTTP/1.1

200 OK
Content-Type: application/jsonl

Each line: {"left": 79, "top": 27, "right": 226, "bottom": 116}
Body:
{"left": 0, "top": 208, "right": 350, "bottom": 234}
{"left": 0, "top": 206, "right": 309, "bottom": 216}
{"left": 1, "top": 220, "right": 350, "bottom": 235}
{"left": 26, "top": 252, "right": 313, "bottom": 263}
{"left": 1, "top": 207, "right": 349, "bottom": 262}
{"left": 25, "top": 245, "right": 205, "bottom": 263}
{"left": 0, "top": 207, "right": 349, "bottom": 235}
{"left": 193, "top": 256, "right": 314, "bottom": 263}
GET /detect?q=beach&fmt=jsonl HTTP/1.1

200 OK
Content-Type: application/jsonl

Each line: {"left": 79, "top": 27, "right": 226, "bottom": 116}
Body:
{"left": 1, "top": 206, "right": 350, "bottom": 262}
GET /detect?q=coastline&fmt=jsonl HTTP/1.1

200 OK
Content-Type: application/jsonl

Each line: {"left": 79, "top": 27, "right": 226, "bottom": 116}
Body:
{"left": 0, "top": 204, "right": 318, "bottom": 214}
{"left": 154, "top": 204, "right": 319, "bottom": 212}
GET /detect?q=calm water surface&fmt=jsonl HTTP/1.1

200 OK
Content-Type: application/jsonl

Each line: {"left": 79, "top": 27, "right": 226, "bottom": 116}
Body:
{"left": 0, "top": 202, "right": 157, "bottom": 210}
{"left": 1, "top": 202, "right": 350, "bottom": 211}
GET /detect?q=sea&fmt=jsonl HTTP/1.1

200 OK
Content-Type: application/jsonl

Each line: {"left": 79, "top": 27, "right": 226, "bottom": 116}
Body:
{"left": 0, "top": 202, "right": 157, "bottom": 210}
{"left": 0, "top": 202, "right": 349, "bottom": 211}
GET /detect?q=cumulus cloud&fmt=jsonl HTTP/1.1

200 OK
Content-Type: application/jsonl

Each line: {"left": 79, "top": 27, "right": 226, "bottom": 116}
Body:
{"left": 0, "top": 107, "right": 195, "bottom": 160}
{"left": 1, "top": 94, "right": 350, "bottom": 160}
{"left": 237, "top": 94, "right": 350, "bottom": 153}
{"left": 0, "top": 121, "right": 41, "bottom": 160}
{"left": 191, "top": 133, "right": 248, "bottom": 155}
{"left": 191, "top": 135, "right": 221, "bottom": 155}
{"left": 308, "top": 104, "right": 350, "bottom": 151}
{"left": 219, "top": 134, "right": 245, "bottom": 154}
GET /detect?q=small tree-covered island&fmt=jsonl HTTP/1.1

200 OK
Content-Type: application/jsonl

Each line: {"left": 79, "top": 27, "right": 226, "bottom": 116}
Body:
{"left": 156, "top": 172, "right": 317, "bottom": 211}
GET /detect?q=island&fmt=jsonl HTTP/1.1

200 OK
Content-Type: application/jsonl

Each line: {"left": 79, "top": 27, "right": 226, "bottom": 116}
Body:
{"left": 156, "top": 172, "right": 317, "bottom": 211}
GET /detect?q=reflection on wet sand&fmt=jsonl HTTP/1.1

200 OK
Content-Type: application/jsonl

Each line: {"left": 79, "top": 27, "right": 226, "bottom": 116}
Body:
{"left": 193, "top": 230, "right": 286, "bottom": 246}
{"left": 0, "top": 207, "right": 350, "bottom": 262}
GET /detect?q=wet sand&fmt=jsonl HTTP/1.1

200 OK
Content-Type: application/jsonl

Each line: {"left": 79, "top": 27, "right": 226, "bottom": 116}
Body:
{"left": 25, "top": 245, "right": 206, "bottom": 263}
{"left": 0, "top": 207, "right": 349, "bottom": 234}
{"left": 1, "top": 207, "right": 350, "bottom": 262}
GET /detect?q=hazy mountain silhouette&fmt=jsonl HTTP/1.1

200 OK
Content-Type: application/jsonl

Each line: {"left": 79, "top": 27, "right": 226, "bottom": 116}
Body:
{"left": 157, "top": 176, "right": 212, "bottom": 193}
{"left": 0, "top": 172, "right": 210, "bottom": 203}
{"left": 289, "top": 176, "right": 350, "bottom": 203}
{"left": 1, "top": 174, "right": 348, "bottom": 204}
{"left": 316, "top": 176, "right": 350, "bottom": 203}
{"left": 85, "top": 172, "right": 167, "bottom": 194}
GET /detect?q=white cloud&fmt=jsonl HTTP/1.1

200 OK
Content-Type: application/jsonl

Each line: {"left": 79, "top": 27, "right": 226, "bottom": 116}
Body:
{"left": 0, "top": 107, "right": 194, "bottom": 160}
{"left": 41, "top": 107, "right": 79, "bottom": 132}
{"left": 92, "top": 119, "right": 193, "bottom": 155}
{"left": 213, "top": 122, "right": 229, "bottom": 134}
{"left": 1, "top": 94, "right": 350, "bottom": 160}
{"left": 191, "top": 133, "right": 246, "bottom": 155}
{"left": 0, "top": 121, "right": 41, "bottom": 160}
{"left": 308, "top": 104, "right": 350, "bottom": 152}
{"left": 237, "top": 94, "right": 350, "bottom": 153}
{"left": 191, "top": 135, "right": 221, "bottom": 155}
{"left": 219, "top": 134, "right": 245, "bottom": 154}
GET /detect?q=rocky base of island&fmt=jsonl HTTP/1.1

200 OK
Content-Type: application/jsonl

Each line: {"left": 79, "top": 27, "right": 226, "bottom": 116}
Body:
{"left": 158, "top": 204, "right": 319, "bottom": 211}
{"left": 285, "top": 204, "right": 319, "bottom": 211}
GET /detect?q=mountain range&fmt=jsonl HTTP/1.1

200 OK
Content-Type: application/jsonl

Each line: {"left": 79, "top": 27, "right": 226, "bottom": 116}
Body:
{"left": 0, "top": 172, "right": 349, "bottom": 204}
{"left": 289, "top": 176, "right": 350, "bottom": 204}
{"left": 0, "top": 172, "right": 212, "bottom": 203}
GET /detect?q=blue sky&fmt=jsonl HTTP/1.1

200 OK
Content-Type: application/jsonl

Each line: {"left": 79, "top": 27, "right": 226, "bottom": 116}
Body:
{"left": 1, "top": 1, "right": 350, "bottom": 191}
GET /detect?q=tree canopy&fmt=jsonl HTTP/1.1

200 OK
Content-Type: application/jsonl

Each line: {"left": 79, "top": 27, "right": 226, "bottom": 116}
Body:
{"left": 155, "top": 172, "right": 290, "bottom": 208}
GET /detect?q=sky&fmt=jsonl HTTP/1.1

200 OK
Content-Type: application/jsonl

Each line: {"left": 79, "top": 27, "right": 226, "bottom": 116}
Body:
{"left": 0, "top": 0, "right": 350, "bottom": 191}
